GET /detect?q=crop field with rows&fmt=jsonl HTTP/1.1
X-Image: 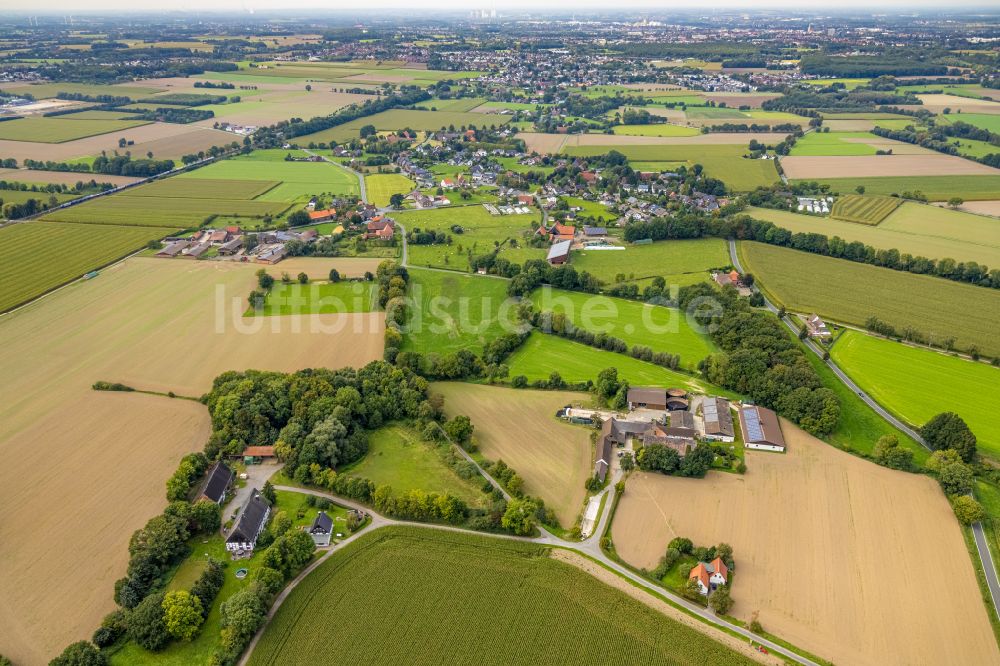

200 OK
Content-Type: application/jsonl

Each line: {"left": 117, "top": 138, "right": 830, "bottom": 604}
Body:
{"left": 830, "top": 194, "right": 903, "bottom": 225}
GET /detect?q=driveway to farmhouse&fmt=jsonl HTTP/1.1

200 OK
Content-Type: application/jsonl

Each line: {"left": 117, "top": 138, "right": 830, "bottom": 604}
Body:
{"left": 222, "top": 462, "right": 282, "bottom": 524}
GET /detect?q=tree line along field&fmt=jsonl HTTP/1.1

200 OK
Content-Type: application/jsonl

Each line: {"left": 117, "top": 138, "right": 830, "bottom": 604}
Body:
{"left": 829, "top": 194, "right": 902, "bottom": 224}
{"left": 295, "top": 108, "right": 512, "bottom": 145}
{"left": 401, "top": 268, "right": 518, "bottom": 355}
{"left": 434, "top": 383, "right": 593, "bottom": 528}
{"left": 506, "top": 332, "right": 734, "bottom": 397}
{"left": 529, "top": 287, "right": 716, "bottom": 371}
{"left": 247, "top": 526, "right": 757, "bottom": 666}
{"left": 0, "top": 116, "right": 152, "bottom": 143}
{"left": 745, "top": 203, "right": 1000, "bottom": 267}
{"left": 0, "top": 221, "right": 170, "bottom": 312}
{"left": 830, "top": 330, "right": 1000, "bottom": 458}
{"left": 738, "top": 241, "right": 1000, "bottom": 358}
{"left": 793, "top": 175, "right": 1000, "bottom": 201}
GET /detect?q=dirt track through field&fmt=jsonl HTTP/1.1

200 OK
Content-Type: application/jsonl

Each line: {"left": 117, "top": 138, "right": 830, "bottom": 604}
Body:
{"left": 433, "top": 383, "right": 593, "bottom": 527}
{"left": 0, "top": 258, "right": 385, "bottom": 664}
{"left": 611, "top": 421, "right": 1000, "bottom": 666}
{"left": 781, "top": 154, "right": 1000, "bottom": 179}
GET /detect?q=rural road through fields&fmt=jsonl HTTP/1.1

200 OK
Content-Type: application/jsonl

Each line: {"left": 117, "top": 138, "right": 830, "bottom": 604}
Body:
{"left": 727, "top": 238, "right": 1000, "bottom": 615}
{"left": 301, "top": 148, "right": 368, "bottom": 204}
{"left": 239, "top": 484, "right": 819, "bottom": 666}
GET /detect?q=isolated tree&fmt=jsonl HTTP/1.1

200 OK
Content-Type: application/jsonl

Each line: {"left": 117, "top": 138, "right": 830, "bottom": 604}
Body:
{"left": 855, "top": 185, "right": 866, "bottom": 195}
{"left": 953, "top": 496, "right": 986, "bottom": 525}
{"left": 287, "top": 209, "right": 311, "bottom": 227}
{"left": 389, "top": 193, "right": 405, "bottom": 208}
{"left": 620, "top": 451, "right": 635, "bottom": 472}
{"left": 162, "top": 590, "right": 204, "bottom": 642}
{"left": 948, "top": 196, "right": 964, "bottom": 209}
{"left": 709, "top": 586, "right": 733, "bottom": 614}
{"left": 328, "top": 268, "right": 341, "bottom": 283}
{"left": 359, "top": 124, "right": 376, "bottom": 138}
{"left": 305, "top": 84, "right": 312, "bottom": 91}
{"left": 50, "top": 641, "right": 106, "bottom": 666}
{"left": 297, "top": 272, "right": 309, "bottom": 285}
{"left": 261, "top": 480, "right": 277, "bottom": 505}
{"left": 256, "top": 269, "right": 274, "bottom": 290}
{"left": 922, "top": 412, "right": 977, "bottom": 462}
{"left": 444, "top": 415, "right": 474, "bottom": 444}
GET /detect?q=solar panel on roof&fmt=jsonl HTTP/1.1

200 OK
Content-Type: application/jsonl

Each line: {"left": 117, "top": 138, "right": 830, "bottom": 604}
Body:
{"left": 742, "top": 407, "right": 764, "bottom": 441}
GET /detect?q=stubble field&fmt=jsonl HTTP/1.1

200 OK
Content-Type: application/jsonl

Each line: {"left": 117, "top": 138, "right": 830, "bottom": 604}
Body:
{"left": 0, "top": 258, "right": 385, "bottom": 663}
{"left": 434, "top": 383, "right": 593, "bottom": 527}
{"left": 780, "top": 154, "right": 1000, "bottom": 179}
{"left": 611, "top": 421, "right": 1000, "bottom": 666}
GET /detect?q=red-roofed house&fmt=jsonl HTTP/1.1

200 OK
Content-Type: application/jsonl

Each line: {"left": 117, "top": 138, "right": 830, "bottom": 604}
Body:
{"left": 580, "top": 171, "right": 598, "bottom": 184}
{"left": 364, "top": 217, "right": 395, "bottom": 241}
{"left": 309, "top": 208, "right": 336, "bottom": 222}
{"left": 517, "top": 194, "right": 534, "bottom": 205}
{"left": 549, "top": 223, "right": 575, "bottom": 242}
{"left": 689, "top": 557, "right": 729, "bottom": 596}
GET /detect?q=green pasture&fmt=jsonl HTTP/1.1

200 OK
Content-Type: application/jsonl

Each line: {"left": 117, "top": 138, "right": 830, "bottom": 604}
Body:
{"left": 613, "top": 124, "right": 701, "bottom": 137}
{"left": 178, "top": 151, "right": 359, "bottom": 200}
{"left": 250, "top": 280, "right": 377, "bottom": 316}
{"left": 365, "top": 173, "right": 416, "bottom": 207}
{"left": 295, "top": 109, "right": 511, "bottom": 145}
{"left": 788, "top": 132, "right": 882, "bottom": 156}
{"left": 45, "top": 194, "right": 287, "bottom": 228}
{"left": 0, "top": 116, "right": 150, "bottom": 143}
{"left": 571, "top": 238, "right": 730, "bottom": 286}
{"left": 797, "top": 175, "right": 1000, "bottom": 201}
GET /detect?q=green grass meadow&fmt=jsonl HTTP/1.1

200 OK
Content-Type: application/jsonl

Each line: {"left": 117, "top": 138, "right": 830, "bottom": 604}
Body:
{"left": 0, "top": 116, "right": 151, "bottom": 142}
{"left": 247, "top": 526, "right": 756, "bottom": 666}
{"left": 831, "top": 330, "right": 1000, "bottom": 458}
{"left": 793, "top": 175, "right": 1000, "bottom": 202}
{"left": 251, "top": 280, "right": 377, "bottom": 316}
{"left": 571, "top": 238, "right": 730, "bottom": 286}
{"left": 365, "top": 173, "right": 415, "bottom": 207}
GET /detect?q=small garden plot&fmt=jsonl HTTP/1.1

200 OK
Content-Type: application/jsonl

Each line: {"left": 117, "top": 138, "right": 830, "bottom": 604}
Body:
{"left": 338, "top": 424, "right": 485, "bottom": 506}
{"left": 365, "top": 173, "right": 416, "bottom": 207}
{"left": 122, "top": 177, "right": 279, "bottom": 200}
{"left": 249, "top": 280, "right": 377, "bottom": 316}
{"left": 0, "top": 116, "right": 151, "bottom": 143}
{"left": 829, "top": 194, "right": 902, "bottom": 225}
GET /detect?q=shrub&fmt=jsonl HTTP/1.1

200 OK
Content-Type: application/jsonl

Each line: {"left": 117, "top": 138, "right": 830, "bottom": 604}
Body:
{"left": 49, "top": 641, "right": 106, "bottom": 666}
{"left": 127, "top": 592, "right": 170, "bottom": 651}
{"left": 952, "top": 496, "right": 986, "bottom": 525}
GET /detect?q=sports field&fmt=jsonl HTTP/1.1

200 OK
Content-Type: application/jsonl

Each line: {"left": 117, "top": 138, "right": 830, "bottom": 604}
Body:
{"left": 745, "top": 203, "right": 1000, "bottom": 267}
{"left": 829, "top": 194, "right": 902, "bottom": 224}
{"left": 247, "top": 527, "right": 758, "bottom": 666}
{"left": 0, "top": 116, "right": 151, "bottom": 143}
{"left": 738, "top": 241, "right": 1000, "bottom": 357}
{"left": 365, "top": 173, "right": 416, "bottom": 207}
{"left": 572, "top": 237, "right": 730, "bottom": 286}
{"left": 402, "top": 268, "right": 518, "bottom": 355}
{"left": 797, "top": 174, "right": 1000, "bottom": 201}
{"left": 612, "top": 423, "right": 1000, "bottom": 666}
{"left": 338, "top": 424, "right": 485, "bottom": 505}
{"left": 0, "top": 221, "right": 169, "bottom": 312}
{"left": 506, "top": 332, "right": 727, "bottom": 396}
{"left": 831, "top": 330, "right": 1000, "bottom": 457}
{"left": 529, "top": 287, "right": 716, "bottom": 370}
{"left": 435, "top": 383, "right": 593, "bottom": 526}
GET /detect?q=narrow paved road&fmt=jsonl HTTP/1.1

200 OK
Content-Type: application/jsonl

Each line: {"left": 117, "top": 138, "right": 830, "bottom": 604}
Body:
{"left": 728, "top": 238, "right": 1000, "bottom": 613}
{"left": 237, "top": 483, "right": 818, "bottom": 666}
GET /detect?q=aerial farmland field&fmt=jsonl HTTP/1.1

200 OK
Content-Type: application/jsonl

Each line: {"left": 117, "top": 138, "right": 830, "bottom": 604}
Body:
{"left": 612, "top": 123, "right": 702, "bottom": 137}
{"left": 780, "top": 154, "right": 1000, "bottom": 179}
{"left": 529, "top": 287, "right": 716, "bottom": 370}
{"left": 0, "top": 221, "right": 170, "bottom": 312}
{"left": 251, "top": 280, "right": 378, "bottom": 316}
{"left": 44, "top": 193, "right": 287, "bottom": 227}
{"left": 798, "top": 174, "right": 1000, "bottom": 201}
{"left": 745, "top": 203, "right": 1000, "bottom": 267}
{"left": 435, "top": 383, "right": 593, "bottom": 527}
{"left": 571, "top": 237, "right": 730, "bottom": 286}
{"left": 612, "top": 422, "right": 1000, "bottom": 666}
{"left": 828, "top": 193, "right": 902, "bottom": 224}
{"left": 247, "top": 527, "right": 758, "bottom": 666}
{"left": 831, "top": 330, "right": 1000, "bottom": 457}
{"left": 0, "top": 116, "right": 151, "bottom": 142}
{"left": 365, "top": 172, "right": 415, "bottom": 206}
{"left": 294, "top": 108, "right": 511, "bottom": 144}
{"left": 738, "top": 241, "right": 1000, "bottom": 357}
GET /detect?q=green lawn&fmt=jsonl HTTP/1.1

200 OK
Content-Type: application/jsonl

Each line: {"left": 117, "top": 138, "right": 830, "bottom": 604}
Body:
{"left": 247, "top": 526, "right": 756, "bottom": 666}
{"left": 0, "top": 116, "right": 151, "bottom": 143}
{"left": 793, "top": 175, "right": 1000, "bottom": 202}
{"left": 0, "top": 221, "right": 170, "bottom": 313}
{"left": 788, "top": 131, "right": 882, "bottom": 156}
{"left": 529, "top": 287, "right": 716, "bottom": 371}
{"left": 365, "top": 173, "right": 415, "bottom": 207}
{"left": 562, "top": 196, "right": 613, "bottom": 220}
{"left": 745, "top": 203, "right": 1000, "bottom": 267}
{"left": 179, "top": 150, "right": 359, "bottom": 201}
{"left": 250, "top": 280, "right": 377, "bottom": 316}
{"left": 339, "top": 424, "right": 485, "bottom": 505}
{"left": 506, "top": 332, "right": 732, "bottom": 397}
{"left": 831, "top": 330, "right": 1000, "bottom": 458}
{"left": 401, "top": 268, "right": 517, "bottom": 355}
{"left": 45, "top": 194, "right": 287, "bottom": 228}
{"left": 571, "top": 238, "right": 730, "bottom": 286}
{"left": 939, "top": 113, "right": 1000, "bottom": 134}
{"left": 738, "top": 241, "right": 1000, "bottom": 358}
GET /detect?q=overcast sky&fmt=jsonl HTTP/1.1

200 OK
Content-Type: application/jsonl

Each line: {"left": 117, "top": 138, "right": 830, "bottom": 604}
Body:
{"left": 4, "top": 0, "right": 998, "bottom": 14}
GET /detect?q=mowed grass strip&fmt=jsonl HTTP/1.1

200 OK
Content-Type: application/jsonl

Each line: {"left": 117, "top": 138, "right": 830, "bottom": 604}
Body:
{"left": 0, "top": 221, "right": 169, "bottom": 312}
{"left": 507, "top": 332, "right": 731, "bottom": 397}
{"left": 831, "top": 330, "right": 1000, "bottom": 458}
{"left": 745, "top": 204, "right": 1000, "bottom": 267}
{"left": 0, "top": 116, "right": 151, "bottom": 143}
{"left": 794, "top": 175, "right": 1000, "bottom": 202}
{"left": 44, "top": 194, "right": 287, "bottom": 228}
{"left": 251, "top": 280, "right": 377, "bottom": 316}
{"left": 365, "top": 173, "right": 415, "bottom": 207}
{"left": 571, "top": 238, "right": 730, "bottom": 285}
{"left": 247, "top": 526, "right": 756, "bottom": 666}
{"left": 738, "top": 241, "right": 1000, "bottom": 358}
{"left": 830, "top": 194, "right": 902, "bottom": 225}
{"left": 338, "top": 424, "right": 485, "bottom": 505}
{"left": 529, "top": 286, "right": 716, "bottom": 370}
{"left": 402, "top": 268, "right": 516, "bottom": 355}
{"left": 120, "top": 177, "right": 279, "bottom": 200}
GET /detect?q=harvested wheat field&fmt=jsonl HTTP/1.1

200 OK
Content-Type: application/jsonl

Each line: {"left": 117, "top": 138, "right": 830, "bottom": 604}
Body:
{"left": 915, "top": 94, "right": 1000, "bottom": 114}
{"left": 0, "top": 257, "right": 385, "bottom": 663}
{"left": 270, "top": 257, "right": 386, "bottom": 280}
{"left": 0, "top": 168, "right": 142, "bottom": 186}
{"left": 702, "top": 93, "right": 782, "bottom": 108}
{"left": 518, "top": 131, "right": 569, "bottom": 154}
{"left": 0, "top": 392, "right": 210, "bottom": 666}
{"left": 780, "top": 154, "right": 1000, "bottom": 179}
{"left": 611, "top": 421, "right": 999, "bottom": 666}
{"left": 950, "top": 199, "right": 1000, "bottom": 217}
{"left": 561, "top": 132, "right": 788, "bottom": 147}
{"left": 433, "top": 383, "right": 593, "bottom": 527}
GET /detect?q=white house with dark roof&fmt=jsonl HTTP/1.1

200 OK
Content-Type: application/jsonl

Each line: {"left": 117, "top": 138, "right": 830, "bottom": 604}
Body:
{"left": 308, "top": 511, "right": 334, "bottom": 547}
{"left": 225, "top": 489, "right": 271, "bottom": 553}
{"left": 196, "top": 461, "right": 233, "bottom": 505}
